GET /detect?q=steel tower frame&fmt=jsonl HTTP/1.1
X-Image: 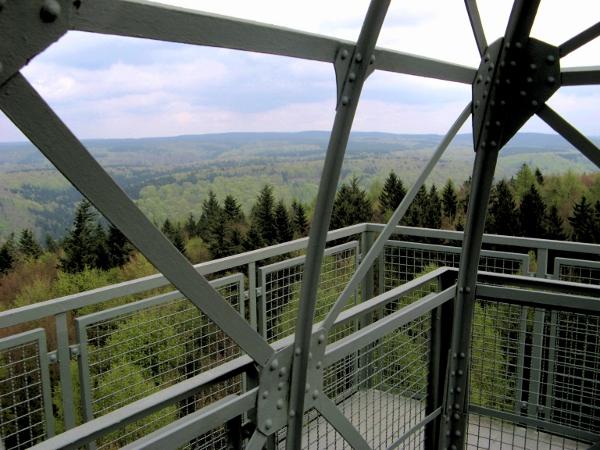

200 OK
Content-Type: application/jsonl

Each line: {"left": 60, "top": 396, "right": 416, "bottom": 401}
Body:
{"left": 0, "top": 0, "right": 599, "bottom": 448}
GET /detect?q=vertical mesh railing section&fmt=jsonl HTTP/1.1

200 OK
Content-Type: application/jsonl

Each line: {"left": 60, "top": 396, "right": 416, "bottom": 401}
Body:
{"left": 75, "top": 274, "right": 244, "bottom": 449}
{"left": 0, "top": 330, "right": 52, "bottom": 450}
{"left": 466, "top": 297, "right": 599, "bottom": 449}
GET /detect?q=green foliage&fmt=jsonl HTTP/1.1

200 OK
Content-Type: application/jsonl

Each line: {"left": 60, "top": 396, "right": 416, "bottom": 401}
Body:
{"left": 223, "top": 195, "right": 244, "bottom": 223}
{"left": 518, "top": 184, "right": 546, "bottom": 238}
{"left": 291, "top": 200, "right": 308, "bottom": 237}
{"left": 569, "top": 196, "right": 597, "bottom": 243}
{"left": 161, "top": 219, "right": 186, "bottom": 255}
{"left": 274, "top": 201, "right": 293, "bottom": 244}
{"left": 379, "top": 170, "right": 406, "bottom": 213}
{"left": 330, "top": 176, "right": 373, "bottom": 229}
{"left": 18, "top": 229, "right": 42, "bottom": 259}
{"left": 513, "top": 163, "right": 538, "bottom": 202}
{"left": 106, "top": 225, "right": 132, "bottom": 268}
{"left": 442, "top": 179, "right": 458, "bottom": 220}
{"left": 61, "top": 201, "right": 103, "bottom": 273}
{"left": 426, "top": 184, "right": 442, "bottom": 229}
{"left": 545, "top": 204, "right": 566, "bottom": 240}
{"left": 198, "top": 190, "right": 222, "bottom": 242}
{"left": 486, "top": 180, "right": 519, "bottom": 236}
{"left": 404, "top": 186, "right": 429, "bottom": 227}
{"left": 0, "top": 236, "right": 15, "bottom": 274}
{"left": 252, "top": 185, "right": 277, "bottom": 245}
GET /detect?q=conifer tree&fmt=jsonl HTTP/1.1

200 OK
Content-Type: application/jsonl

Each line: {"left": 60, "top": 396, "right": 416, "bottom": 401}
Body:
{"left": 486, "top": 180, "right": 519, "bottom": 236}
{"left": 162, "top": 219, "right": 186, "bottom": 254}
{"left": 534, "top": 167, "right": 544, "bottom": 185}
{"left": 404, "top": 186, "right": 429, "bottom": 227}
{"left": 223, "top": 195, "right": 244, "bottom": 223}
{"left": 379, "top": 170, "right": 406, "bottom": 213}
{"left": 243, "top": 223, "right": 264, "bottom": 251}
{"left": 18, "top": 229, "right": 42, "bottom": 259}
{"left": 198, "top": 191, "right": 222, "bottom": 241}
{"left": 274, "top": 201, "right": 294, "bottom": 244}
{"left": 93, "top": 223, "right": 110, "bottom": 270}
{"left": 518, "top": 184, "right": 546, "bottom": 238}
{"left": 0, "top": 237, "right": 15, "bottom": 275}
{"left": 252, "top": 185, "right": 277, "bottom": 245}
{"left": 206, "top": 218, "right": 229, "bottom": 259}
{"left": 545, "top": 205, "right": 566, "bottom": 240}
{"left": 426, "top": 184, "right": 442, "bottom": 229}
{"left": 106, "top": 225, "right": 131, "bottom": 268}
{"left": 61, "top": 200, "right": 99, "bottom": 273}
{"left": 183, "top": 213, "right": 198, "bottom": 239}
{"left": 291, "top": 201, "right": 308, "bottom": 237}
{"left": 513, "top": 163, "right": 537, "bottom": 201}
{"left": 45, "top": 234, "right": 58, "bottom": 253}
{"left": 569, "top": 196, "right": 596, "bottom": 243}
{"left": 442, "top": 179, "right": 458, "bottom": 220}
{"left": 330, "top": 176, "right": 373, "bottom": 229}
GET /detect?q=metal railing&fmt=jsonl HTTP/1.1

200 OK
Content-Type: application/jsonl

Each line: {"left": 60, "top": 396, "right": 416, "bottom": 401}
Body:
{"left": 0, "top": 224, "right": 599, "bottom": 449}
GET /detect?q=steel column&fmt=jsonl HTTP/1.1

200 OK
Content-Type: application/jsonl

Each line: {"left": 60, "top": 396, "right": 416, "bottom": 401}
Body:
{"left": 285, "top": 2, "right": 390, "bottom": 447}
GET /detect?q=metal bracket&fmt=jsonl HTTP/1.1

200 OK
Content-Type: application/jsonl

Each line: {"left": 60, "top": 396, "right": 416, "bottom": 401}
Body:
{"left": 256, "top": 332, "right": 326, "bottom": 436}
{"left": 0, "top": 0, "right": 70, "bottom": 87}
{"left": 333, "top": 46, "right": 376, "bottom": 110}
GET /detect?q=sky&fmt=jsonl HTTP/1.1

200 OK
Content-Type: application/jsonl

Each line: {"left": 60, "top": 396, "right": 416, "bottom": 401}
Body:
{"left": 0, "top": 0, "right": 598, "bottom": 142}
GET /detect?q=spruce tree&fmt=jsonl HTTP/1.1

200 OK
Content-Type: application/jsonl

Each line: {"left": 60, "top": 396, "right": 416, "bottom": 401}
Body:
{"left": 534, "top": 167, "right": 544, "bottom": 185}
{"left": 291, "top": 201, "right": 308, "bottom": 237}
{"left": 45, "top": 234, "right": 58, "bottom": 253}
{"left": 18, "top": 229, "right": 42, "bottom": 259}
{"left": 198, "top": 191, "right": 222, "bottom": 241}
{"left": 243, "top": 223, "right": 265, "bottom": 251}
{"left": 61, "top": 200, "right": 99, "bottom": 273}
{"left": 442, "top": 179, "right": 458, "bottom": 220}
{"left": 426, "top": 184, "right": 442, "bottom": 229}
{"left": 106, "top": 225, "right": 131, "bottom": 268}
{"left": 518, "top": 184, "right": 546, "bottom": 238}
{"left": 162, "top": 219, "right": 187, "bottom": 254}
{"left": 545, "top": 205, "right": 566, "bottom": 240}
{"left": 92, "top": 223, "right": 110, "bottom": 270}
{"left": 569, "top": 196, "right": 596, "bottom": 243}
{"left": 404, "top": 186, "right": 429, "bottom": 227}
{"left": 223, "top": 195, "right": 244, "bottom": 223}
{"left": 252, "top": 185, "right": 277, "bottom": 245}
{"left": 486, "top": 180, "right": 519, "bottom": 236}
{"left": 513, "top": 163, "right": 537, "bottom": 201}
{"left": 379, "top": 171, "right": 406, "bottom": 213}
{"left": 0, "top": 239, "right": 15, "bottom": 275}
{"left": 330, "top": 176, "right": 373, "bottom": 229}
{"left": 183, "top": 213, "right": 198, "bottom": 239}
{"left": 274, "top": 201, "right": 294, "bottom": 244}
{"left": 207, "top": 218, "right": 229, "bottom": 259}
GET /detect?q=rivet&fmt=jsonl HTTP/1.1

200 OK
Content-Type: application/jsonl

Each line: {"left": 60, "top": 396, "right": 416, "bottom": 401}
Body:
{"left": 446, "top": 431, "right": 451, "bottom": 437}
{"left": 279, "top": 367, "right": 287, "bottom": 377}
{"left": 265, "top": 419, "right": 272, "bottom": 430}
{"left": 262, "top": 390, "right": 269, "bottom": 399}
{"left": 453, "top": 413, "right": 460, "bottom": 420}
{"left": 526, "top": 77, "right": 533, "bottom": 83}
{"left": 495, "top": 79, "right": 501, "bottom": 85}
{"left": 546, "top": 54, "right": 556, "bottom": 64}
{"left": 484, "top": 77, "right": 490, "bottom": 85}
{"left": 530, "top": 63, "right": 537, "bottom": 70}
{"left": 490, "top": 141, "right": 497, "bottom": 147}
{"left": 456, "top": 387, "right": 462, "bottom": 393}
{"left": 510, "top": 61, "right": 516, "bottom": 67}
{"left": 308, "top": 352, "right": 312, "bottom": 360}
{"left": 505, "top": 42, "right": 511, "bottom": 49}
{"left": 531, "top": 100, "right": 539, "bottom": 107}
{"left": 454, "top": 403, "right": 460, "bottom": 410}
{"left": 40, "top": 0, "right": 61, "bottom": 23}
{"left": 500, "top": 60, "right": 506, "bottom": 67}
{"left": 458, "top": 369, "right": 464, "bottom": 376}
{"left": 459, "top": 352, "right": 466, "bottom": 358}
{"left": 341, "top": 49, "right": 349, "bottom": 60}
{"left": 451, "top": 445, "right": 458, "bottom": 450}
{"left": 484, "top": 54, "right": 490, "bottom": 62}
{"left": 312, "top": 389, "right": 319, "bottom": 400}
{"left": 485, "top": 121, "right": 490, "bottom": 128}
{"left": 520, "top": 90, "right": 527, "bottom": 97}
{"left": 348, "top": 72, "right": 356, "bottom": 82}
{"left": 505, "top": 79, "right": 511, "bottom": 85}
{"left": 295, "top": 347, "right": 301, "bottom": 356}
{"left": 276, "top": 399, "right": 284, "bottom": 409}
{"left": 370, "top": 54, "right": 376, "bottom": 64}
{"left": 278, "top": 381, "right": 284, "bottom": 391}
{"left": 341, "top": 96, "right": 349, "bottom": 106}
{"left": 515, "top": 41, "right": 522, "bottom": 49}
{"left": 355, "top": 53, "right": 363, "bottom": 63}
{"left": 547, "top": 76, "right": 556, "bottom": 85}
{"left": 500, "top": 100, "right": 506, "bottom": 106}
{"left": 476, "top": 75, "right": 483, "bottom": 84}
{"left": 455, "top": 431, "right": 462, "bottom": 437}
{"left": 453, "top": 353, "right": 458, "bottom": 359}
{"left": 270, "top": 359, "right": 279, "bottom": 371}
{"left": 305, "top": 383, "right": 310, "bottom": 393}
{"left": 465, "top": 287, "right": 471, "bottom": 294}
{"left": 495, "top": 121, "right": 501, "bottom": 127}
{"left": 289, "top": 410, "right": 296, "bottom": 417}
{"left": 451, "top": 370, "right": 456, "bottom": 376}
{"left": 316, "top": 361, "right": 322, "bottom": 369}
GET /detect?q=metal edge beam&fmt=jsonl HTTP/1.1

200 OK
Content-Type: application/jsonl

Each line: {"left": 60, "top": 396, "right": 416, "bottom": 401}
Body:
{"left": 561, "top": 66, "right": 600, "bottom": 85}
{"left": 246, "top": 430, "right": 269, "bottom": 450}
{"left": 121, "top": 391, "right": 257, "bottom": 450}
{"left": 315, "top": 395, "right": 370, "bottom": 450}
{"left": 537, "top": 104, "right": 600, "bottom": 170}
{"left": 321, "top": 103, "right": 470, "bottom": 331}
{"left": 559, "top": 22, "right": 600, "bottom": 58}
{"left": 464, "top": 0, "right": 487, "bottom": 56}
{"left": 70, "top": 0, "right": 476, "bottom": 84}
{"left": 28, "top": 355, "right": 254, "bottom": 450}
{"left": 0, "top": 73, "right": 274, "bottom": 366}
{"left": 285, "top": 1, "right": 391, "bottom": 447}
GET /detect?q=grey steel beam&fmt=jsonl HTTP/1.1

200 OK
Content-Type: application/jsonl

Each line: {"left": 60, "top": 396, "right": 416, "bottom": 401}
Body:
{"left": 559, "top": 22, "right": 600, "bottom": 58}
{"left": 561, "top": 66, "right": 600, "bottom": 85}
{"left": 537, "top": 104, "right": 600, "bottom": 170}
{"left": 69, "top": 0, "right": 475, "bottom": 84}
{"left": 285, "top": 1, "right": 390, "bottom": 447}
{"left": 315, "top": 396, "right": 370, "bottom": 450}
{"left": 443, "top": 2, "right": 542, "bottom": 448}
{"left": 121, "top": 392, "right": 256, "bottom": 450}
{"left": 465, "top": 0, "right": 487, "bottom": 56}
{"left": 0, "top": 73, "right": 273, "bottom": 367}
{"left": 321, "top": 103, "right": 470, "bottom": 331}
{"left": 246, "top": 431, "right": 268, "bottom": 450}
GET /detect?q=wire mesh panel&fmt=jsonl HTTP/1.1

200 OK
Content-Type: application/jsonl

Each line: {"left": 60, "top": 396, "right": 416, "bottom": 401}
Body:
{"left": 0, "top": 329, "right": 53, "bottom": 450}
{"left": 382, "top": 241, "right": 529, "bottom": 292}
{"left": 259, "top": 241, "right": 359, "bottom": 343}
{"left": 554, "top": 258, "right": 600, "bottom": 285}
{"left": 276, "top": 305, "right": 432, "bottom": 449}
{"left": 75, "top": 274, "right": 244, "bottom": 448}
{"left": 466, "top": 297, "right": 599, "bottom": 449}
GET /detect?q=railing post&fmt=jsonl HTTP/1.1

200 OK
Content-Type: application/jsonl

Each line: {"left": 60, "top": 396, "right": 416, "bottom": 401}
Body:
{"left": 360, "top": 230, "right": 375, "bottom": 303}
{"left": 56, "top": 312, "right": 76, "bottom": 430}
{"left": 426, "top": 271, "right": 455, "bottom": 450}
{"left": 248, "top": 262, "right": 258, "bottom": 331}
